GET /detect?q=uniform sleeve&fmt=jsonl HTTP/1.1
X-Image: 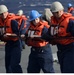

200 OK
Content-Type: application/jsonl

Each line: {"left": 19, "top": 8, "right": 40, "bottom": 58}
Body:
{"left": 19, "top": 19, "right": 28, "bottom": 35}
{"left": 41, "top": 26, "right": 52, "bottom": 41}
{"left": 42, "top": 26, "right": 48, "bottom": 34}
{"left": 67, "top": 19, "right": 74, "bottom": 36}
{"left": 11, "top": 20, "right": 19, "bottom": 35}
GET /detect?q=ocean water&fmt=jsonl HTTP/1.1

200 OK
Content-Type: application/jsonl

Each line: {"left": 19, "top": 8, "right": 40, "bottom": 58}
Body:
{"left": 0, "top": 0, "right": 74, "bottom": 16}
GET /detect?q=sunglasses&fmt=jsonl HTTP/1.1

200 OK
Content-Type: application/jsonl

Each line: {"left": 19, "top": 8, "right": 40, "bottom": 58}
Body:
{"left": 0, "top": 13, "right": 3, "bottom": 16}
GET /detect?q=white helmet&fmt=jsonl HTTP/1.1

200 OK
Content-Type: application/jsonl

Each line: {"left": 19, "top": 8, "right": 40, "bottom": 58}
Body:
{"left": 50, "top": 1, "right": 64, "bottom": 12}
{"left": 0, "top": 5, "right": 8, "bottom": 14}
{"left": 42, "top": 8, "right": 53, "bottom": 20}
{"left": 17, "top": 10, "right": 23, "bottom": 16}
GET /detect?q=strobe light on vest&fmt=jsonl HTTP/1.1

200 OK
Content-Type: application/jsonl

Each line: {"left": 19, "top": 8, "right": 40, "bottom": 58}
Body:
{"left": 0, "top": 26, "right": 5, "bottom": 37}
{"left": 50, "top": 25, "right": 59, "bottom": 36}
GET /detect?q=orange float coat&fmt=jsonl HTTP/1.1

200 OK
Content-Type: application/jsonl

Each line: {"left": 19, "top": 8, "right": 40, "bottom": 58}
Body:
{"left": 0, "top": 13, "right": 21, "bottom": 41}
{"left": 26, "top": 21, "right": 49, "bottom": 47}
{"left": 15, "top": 15, "right": 27, "bottom": 29}
{"left": 68, "top": 7, "right": 74, "bottom": 13}
{"left": 50, "top": 13, "right": 74, "bottom": 45}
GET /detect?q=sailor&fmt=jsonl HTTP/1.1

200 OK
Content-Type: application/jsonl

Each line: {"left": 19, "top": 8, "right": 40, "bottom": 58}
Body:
{"left": 41, "top": 1, "right": 74, "bottom": 73}
{"left": 25, "top": 10, "right": 55, "bottom": 73}
{"left": 0, "top": 5, "right": 23, "bottom": 73}
{"left": 67, "top": 3, "right": 74, "bottom": 16}
{"left": 16, "top": 9, "right": 28, "bottom": 49}
{"left": 42, "top": 8, "right": 53, "bottom": 25}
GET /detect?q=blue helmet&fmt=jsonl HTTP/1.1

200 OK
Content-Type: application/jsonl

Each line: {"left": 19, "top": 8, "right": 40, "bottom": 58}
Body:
{"left": 68, "top": 3, "right": 72, "bottom": 8}
{"left": 29, "top": 10, "right": 42, "bottom": 21}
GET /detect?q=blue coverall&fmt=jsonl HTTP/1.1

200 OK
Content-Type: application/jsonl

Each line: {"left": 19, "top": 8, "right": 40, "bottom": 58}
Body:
{"left": 5, "top": 20, "right": 23, "bottom": 73}
{"left": 27, "top": 26, "right": 55, "bottom": 73}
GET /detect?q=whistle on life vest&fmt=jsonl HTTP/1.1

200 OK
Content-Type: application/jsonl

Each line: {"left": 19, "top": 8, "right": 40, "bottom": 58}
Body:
{"left": 50, "top": 25, "right": 59, "bottom": 36}
{"left": 0, "top": 26, "right": 6, "bottom": 37}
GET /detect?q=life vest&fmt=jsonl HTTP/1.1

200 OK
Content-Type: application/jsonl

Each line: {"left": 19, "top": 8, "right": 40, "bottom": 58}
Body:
{"left": 26, "top": 21, "right": 49, "bottom": 47}
{"left": 0, "top": 13, "right": 20, "bottom": 41}
{"left": 0, "top": 13, "right": 27, "bottom": 41}
{"left": 15, "top": 15, "right": 27, "bottom": 29}
{"left": 50, "top": 13, "right": 74, "bottom": 45}
{"left": 68, "top": 7, "right": 74, "bottom": 16}
{"left": 8, "top": 13, "right": 27, "bottom": 32}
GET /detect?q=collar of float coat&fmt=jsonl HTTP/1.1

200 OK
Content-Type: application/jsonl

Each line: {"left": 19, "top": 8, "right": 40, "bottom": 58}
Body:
{"left": 51, "top": 12, "right": 72, "bottom": 24}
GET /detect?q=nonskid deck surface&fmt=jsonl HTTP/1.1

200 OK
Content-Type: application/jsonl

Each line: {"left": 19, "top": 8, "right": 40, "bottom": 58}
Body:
{"left": 0, "top": 44, "right": 60, "bottom": 73}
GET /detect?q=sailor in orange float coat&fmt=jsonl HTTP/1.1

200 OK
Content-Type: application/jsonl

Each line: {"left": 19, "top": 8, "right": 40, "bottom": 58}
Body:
{"left": 16, "top": 10, "right": 28, "bottom": 49}
{"left": 67, "top": 3, "right": 74, "bottom": 16}
{"left": 41, "top": 1, "right": 74, "bottom": 73}
{"left": 25, "top": 10, "right": 54, "bottom": 73}
{"left": 0, "top": 5, "right": 23, "bottom": 73}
